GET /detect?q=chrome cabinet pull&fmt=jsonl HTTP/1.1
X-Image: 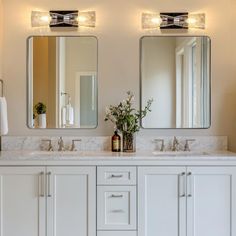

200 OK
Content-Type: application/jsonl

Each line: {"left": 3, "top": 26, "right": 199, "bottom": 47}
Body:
{"left": 111, "top": 194, "right": 123, "bottom": 198}
{"left": 179, "top": 172, "right": 186, "bottom": 198}
{"left": 39, "top": 172, "right": 45, "bottom": 197}
{"left": 187, "top": 172, "right": 193, "bottom": 197}
{"left": 111, "top": 174, "right": 123, "bottom": 178}
{"left": 47, "top": 172, "right": 52, "bottom": 197}
{"left": 111, "top": 209, "right": 125, "bottom": 213}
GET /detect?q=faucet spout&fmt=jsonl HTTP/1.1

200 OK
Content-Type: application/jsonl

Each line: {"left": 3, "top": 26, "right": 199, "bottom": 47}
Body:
{"left": 58, "top": 137, "right": 65, "bottom": 151}
{"left": 172, "top": 136, "right": 180, "bottom": 151}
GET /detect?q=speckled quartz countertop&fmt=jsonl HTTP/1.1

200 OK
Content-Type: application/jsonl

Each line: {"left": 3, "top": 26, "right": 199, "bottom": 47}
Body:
{"left": 0, "top": 150, "right": 236, "bottom": 166}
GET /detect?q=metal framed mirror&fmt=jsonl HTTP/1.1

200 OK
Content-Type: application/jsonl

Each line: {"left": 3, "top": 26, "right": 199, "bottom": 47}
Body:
{"left": 27, "top": 36, "right": 98, "bottom": 129}
{"left": 140, "top": 36, "right": 211, "bottom": 129}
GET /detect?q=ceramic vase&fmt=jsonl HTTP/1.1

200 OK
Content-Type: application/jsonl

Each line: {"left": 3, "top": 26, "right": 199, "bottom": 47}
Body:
{"left": 38, "top": 114, "right": 46, "bottom": 128}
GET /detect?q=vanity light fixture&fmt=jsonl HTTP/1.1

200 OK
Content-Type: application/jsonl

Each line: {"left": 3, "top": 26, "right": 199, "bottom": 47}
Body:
{"left": 142, "top": 12, "right": 205, "bottom": 29}
{"left": 31, "top": 10, "right": 96, "bottom": 28}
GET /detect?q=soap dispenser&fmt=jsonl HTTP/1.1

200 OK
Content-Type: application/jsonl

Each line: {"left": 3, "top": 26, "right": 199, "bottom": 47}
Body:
{"left": 112, "top": 130, "right": 121, "bottom": 152}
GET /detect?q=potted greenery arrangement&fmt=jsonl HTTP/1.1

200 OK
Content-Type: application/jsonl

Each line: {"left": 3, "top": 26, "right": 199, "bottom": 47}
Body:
{"left": 105, "top": 91, "right": 153, "bottom": 152}
{"left": 34, "top": 102, "right": 47, "bottom": 128}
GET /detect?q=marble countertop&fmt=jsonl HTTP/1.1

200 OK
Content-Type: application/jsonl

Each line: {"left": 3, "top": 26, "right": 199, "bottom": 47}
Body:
{"left": 0, "top": 150, "right": 236, "bottom": 166}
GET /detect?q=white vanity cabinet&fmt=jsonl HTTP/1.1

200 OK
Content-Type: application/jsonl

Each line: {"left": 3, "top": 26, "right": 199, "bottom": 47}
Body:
{"left": 186, "top": 167, "right": 236, "bottom": 236}
{"left": 1, "top": 156, "right": 236, "bottom": 236}
{"left": 0, "top": 166, "right": 96, "bottom": 236}
{"left": 0, "top": 167, "right": 46, "bottom": 236}
{"left": 46, "top": 166, "right": 96, "bottom": 236}
{"left": 138, "top": 166, "right": 236, "bottom": 236}
{"left": 97, "top": 166, "right": 137, "bottom": 236}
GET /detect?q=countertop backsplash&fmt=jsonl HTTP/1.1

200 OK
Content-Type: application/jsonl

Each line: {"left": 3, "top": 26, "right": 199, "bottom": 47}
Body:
{"left": 2, "top": 136, "right": 228, "bottom": 152}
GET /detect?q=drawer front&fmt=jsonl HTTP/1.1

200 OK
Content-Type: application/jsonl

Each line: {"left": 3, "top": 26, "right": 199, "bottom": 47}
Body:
{"left": 97, "top": 167, "right": 136, "bottom": 185}
{"left": 97, "top": 186, "right": 136, "bottom": 230}
{"left": 97, "top": 231, "right": 137, "bottom": 236}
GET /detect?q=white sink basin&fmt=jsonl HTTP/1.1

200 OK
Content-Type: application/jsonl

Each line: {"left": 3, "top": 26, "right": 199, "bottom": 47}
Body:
{"left": 29, "top": 151, "right": 84, "bottom": 157}
{"left": 152, "top": 151, "right": 209, "bottom": 156}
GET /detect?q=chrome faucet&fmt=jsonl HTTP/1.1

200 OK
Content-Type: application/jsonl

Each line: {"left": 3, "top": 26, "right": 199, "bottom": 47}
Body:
{"left": 58, "top": 137, "right": 65, "bottom": 151}
{"left": 184, "top": 139, "right": 196, "bottom": 151}
{"left": 42, "top": 139, "right": 53, "bottom": 151}
{"left": 70, "top": 139, "right": 82, "bottom": 151}
{"left": 154, "top": 139, "right": 165, "bottom": 152}
{"left": 172, "top": 136, "right": 180, "bottom": 151}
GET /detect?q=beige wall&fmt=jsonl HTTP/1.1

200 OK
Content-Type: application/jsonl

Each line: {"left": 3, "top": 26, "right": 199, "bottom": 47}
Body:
{"left": 2, "top": 0, "right": 236, "bottom": 151}
{"left": 142, "top": 37, "right": 176, "bottom": 128}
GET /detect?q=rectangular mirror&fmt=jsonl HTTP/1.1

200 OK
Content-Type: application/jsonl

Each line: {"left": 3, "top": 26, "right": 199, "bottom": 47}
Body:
{"left": 27, "top": 36, "right": 98, "bottom": 129}
{"left": 140, "top": 36, "right": 211, "bottom": 129}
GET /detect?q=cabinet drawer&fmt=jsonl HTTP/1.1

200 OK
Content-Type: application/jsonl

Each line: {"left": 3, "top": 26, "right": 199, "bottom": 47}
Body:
{"left": 97, "top": 186, "right": 136, "bottom": 230}
{"left": 97, "top": 231, "right": 137, "bottom": 236}
{"left": 97, "top": 167, "right": 136, "bottom": 185}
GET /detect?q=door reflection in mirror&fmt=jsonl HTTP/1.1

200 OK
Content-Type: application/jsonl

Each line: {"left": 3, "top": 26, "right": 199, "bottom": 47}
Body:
{"left": 27, "top": 36, "right": 98, "bottom": 129}
{"left": 141, "top": 36, "right": 210, "bottom": 129}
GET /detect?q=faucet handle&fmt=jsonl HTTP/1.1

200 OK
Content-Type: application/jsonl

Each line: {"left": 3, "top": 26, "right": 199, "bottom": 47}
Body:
{"left": 70, "top": 139, "right": 82, "bottom": 151}
{"left": 154, "top": 139, "right": 165, "bottom": 152}
{"left": 184, "top": 139, "right": 196, "bottom": 152}
{"left": 42, "top": 139, "right": 53, "bottom": 151}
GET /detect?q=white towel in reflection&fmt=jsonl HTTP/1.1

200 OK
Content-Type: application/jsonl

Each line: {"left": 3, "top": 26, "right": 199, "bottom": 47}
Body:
{"left": 0, "top": 97, "right": 8, "bottom": 135}
{"left": 66, "top": 104, "right": 74, "bottom": 125}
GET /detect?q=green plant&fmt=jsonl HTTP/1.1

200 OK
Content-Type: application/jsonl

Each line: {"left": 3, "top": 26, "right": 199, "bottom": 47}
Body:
{"left": 104, "top": 91, "right": 153, "bottom": 134}
{"left": 34, "top": 102, "right": 46, "bottom": 115}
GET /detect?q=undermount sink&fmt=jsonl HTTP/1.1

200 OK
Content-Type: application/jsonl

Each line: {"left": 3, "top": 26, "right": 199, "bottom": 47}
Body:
{"left": 152, "top": 151, "right": 209, "bottom": 156}
{"left": 29, "top": 151, "right": 84, "bottom": 157}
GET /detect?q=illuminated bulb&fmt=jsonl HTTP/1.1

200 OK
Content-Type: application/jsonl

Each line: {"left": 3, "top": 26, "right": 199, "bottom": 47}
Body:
{"left": 31, "top": 11, "right": 51, "bottom": 27}
{"left": 186, "top": 18, "right": 197, "bottom": 24}
{"left": 77, "top": 11, "right": 96, "bottom": 27}
{"left": 78, "top": 16, "right": 87, "bottom": 23}
{"left": 151, "top": 17, "right": 162, "bottom": 24}
{"left": 40, "top": 15, "right": 50, "bottom": 23}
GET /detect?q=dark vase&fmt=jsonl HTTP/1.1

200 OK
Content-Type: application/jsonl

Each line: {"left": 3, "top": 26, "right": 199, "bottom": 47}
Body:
{"left": 123, "top": 132, "right": 136, "bottom": 152}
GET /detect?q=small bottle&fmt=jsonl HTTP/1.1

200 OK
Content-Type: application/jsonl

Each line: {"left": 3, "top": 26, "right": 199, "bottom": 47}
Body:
{"left": 112, "top": 130, "right": 121, "bottom": 152}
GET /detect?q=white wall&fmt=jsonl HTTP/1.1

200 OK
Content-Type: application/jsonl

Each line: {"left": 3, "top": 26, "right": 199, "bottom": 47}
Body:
{"left": 2, "top": 0, "right": 236, "bottom": 151}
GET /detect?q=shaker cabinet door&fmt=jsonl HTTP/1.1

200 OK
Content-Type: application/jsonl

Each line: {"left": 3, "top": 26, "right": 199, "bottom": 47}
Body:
{"left": 138, "top": 167, "right": 187, "bottom": 236}
{"left": 186, "top": 167, "right": 236, "bottom": 236}
{"left": 0, "top": 167, "right": 46, "bottom": 236}
{"left": 46, "top": 166, "right": 96, "bottom": 236}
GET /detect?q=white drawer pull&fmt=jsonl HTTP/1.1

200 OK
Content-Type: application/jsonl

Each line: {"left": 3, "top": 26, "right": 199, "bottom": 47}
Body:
{"left": 110, "top": 174, "right": 123, "bottom": 178}
{"left": 110, "top": 194, "right": 123, "bottom": 198}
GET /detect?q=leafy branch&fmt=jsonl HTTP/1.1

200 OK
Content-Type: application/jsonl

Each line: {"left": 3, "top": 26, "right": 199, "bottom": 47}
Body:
{"left": 104, "top": 91, "right": 153, "bottom": 134}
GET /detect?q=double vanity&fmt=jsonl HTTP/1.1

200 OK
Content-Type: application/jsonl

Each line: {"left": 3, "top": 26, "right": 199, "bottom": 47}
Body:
{"left": 0, "top": 142, "right": 236, "bottom": 236}
{"left": 0, "top": 14, "right": 229, "bottom": 236}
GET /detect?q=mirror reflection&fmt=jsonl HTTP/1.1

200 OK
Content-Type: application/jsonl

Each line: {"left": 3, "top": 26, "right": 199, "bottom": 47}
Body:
{"left": 27, "top": 36, "right": 98, "bottom": 129}
{"left": 141, "top": 36, "right": 211, "bottom": 128}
